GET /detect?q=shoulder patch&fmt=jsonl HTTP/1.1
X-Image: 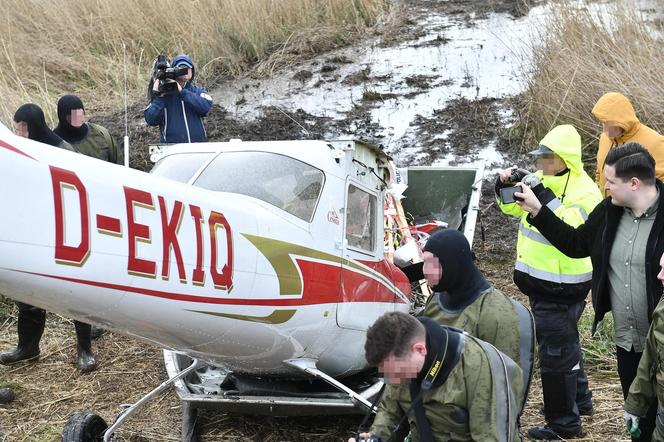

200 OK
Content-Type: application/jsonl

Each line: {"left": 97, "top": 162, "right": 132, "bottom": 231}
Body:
{"left": 200, "top": 93, "right": 212, "bottom": 102}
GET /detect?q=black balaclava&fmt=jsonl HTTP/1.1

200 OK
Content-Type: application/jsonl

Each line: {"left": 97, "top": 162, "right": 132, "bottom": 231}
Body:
{"left": 423, "top": 229, "right": 490, "bottom": 311}
{"left": 54, "top": 95, "right": 89, "bottom": 143}
{"left": 14, "top": 103, "right": 65, "bottom": 147}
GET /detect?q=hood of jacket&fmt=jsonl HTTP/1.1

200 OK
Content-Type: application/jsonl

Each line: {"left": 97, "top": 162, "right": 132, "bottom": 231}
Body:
{"left": 172, "top": 53, "right": 196, "bottom": 81}
{"left": 591, "top": 92, "right": 640, "bottom": 140}
{"left": 538, "top": 124, "right": 585, "bottom": 175}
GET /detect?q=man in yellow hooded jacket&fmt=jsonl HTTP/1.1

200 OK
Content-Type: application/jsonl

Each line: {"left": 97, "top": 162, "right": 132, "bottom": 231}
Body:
{"left": 496, "top": 124, "right": 602, "bottom": 439}
{"left": 592, "top": 92, "right": 664, "bottom": 196}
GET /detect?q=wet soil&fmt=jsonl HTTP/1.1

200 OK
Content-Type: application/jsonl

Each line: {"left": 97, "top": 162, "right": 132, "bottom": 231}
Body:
{"left": 94, "top": 0, "right": 540, "bottom": 175}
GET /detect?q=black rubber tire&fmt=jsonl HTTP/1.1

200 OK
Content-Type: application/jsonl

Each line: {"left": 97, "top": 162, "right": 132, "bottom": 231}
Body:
{"left": 62, "top": 412, "right": 108, "bottom": 442}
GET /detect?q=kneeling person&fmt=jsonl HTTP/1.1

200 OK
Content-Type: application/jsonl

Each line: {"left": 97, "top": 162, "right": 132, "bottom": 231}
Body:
{"left": 352, "top": 312, "right": 523, "bottom": 442}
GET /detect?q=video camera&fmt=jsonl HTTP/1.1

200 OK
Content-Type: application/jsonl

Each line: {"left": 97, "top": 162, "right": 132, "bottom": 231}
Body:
{"left": 152, "top": 54, "right": 189, "bottom": 96}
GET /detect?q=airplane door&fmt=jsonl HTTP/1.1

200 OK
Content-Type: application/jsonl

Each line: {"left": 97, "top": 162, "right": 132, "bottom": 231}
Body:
{"left": 337, "top": 180, "right": 397, "bottom": 331}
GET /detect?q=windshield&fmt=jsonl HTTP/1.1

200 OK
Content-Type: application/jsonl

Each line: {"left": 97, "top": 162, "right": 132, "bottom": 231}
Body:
{"left": 193, "top": 151, "right": 325, "bottom": 222}
{"left": 151, "top": 152, "right": 213, "bottom": 183}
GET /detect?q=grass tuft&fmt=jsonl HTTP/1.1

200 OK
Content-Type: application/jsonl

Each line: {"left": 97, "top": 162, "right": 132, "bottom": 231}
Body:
{"left": 516, "top": 0, "right": 664, "bottom": 155}
{"left": 579, "top": 306, "right": 616, "bottom": 372}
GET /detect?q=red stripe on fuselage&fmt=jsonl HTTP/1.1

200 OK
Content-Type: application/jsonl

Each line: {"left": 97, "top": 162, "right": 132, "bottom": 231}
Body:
{"left": 0, "top": 139, "right": 37, "bottom": 161}
{"left": 357, "top": 259, "right": 412, "bottom": 301}
{"left": 9, "top": 257, "right": 408, "bottom": 306}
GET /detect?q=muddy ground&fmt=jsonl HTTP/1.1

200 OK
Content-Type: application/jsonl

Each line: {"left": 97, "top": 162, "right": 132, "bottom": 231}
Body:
{"left": 0, "top": 0, "right": 631, "bottom": 440}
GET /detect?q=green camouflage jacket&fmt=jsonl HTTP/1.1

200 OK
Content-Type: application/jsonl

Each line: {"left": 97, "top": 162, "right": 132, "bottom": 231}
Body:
{"left": 371, "top": 335, "right": 523, "bottom": 442}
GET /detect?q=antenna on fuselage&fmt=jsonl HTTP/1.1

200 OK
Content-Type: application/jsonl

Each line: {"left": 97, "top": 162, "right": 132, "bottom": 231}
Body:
{"left": 123, "top": 42, "right": 129, "bottom": 168}
{"left": 274, "top": 106, "right": 310, "bottom": 138}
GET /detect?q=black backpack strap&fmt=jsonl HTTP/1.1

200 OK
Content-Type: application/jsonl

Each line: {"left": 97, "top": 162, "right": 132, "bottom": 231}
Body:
{"left": 510, "top": 298, "right": 535, "bottom": 416}
{"left": 473, "top": 338, "right": 520, "bottom": 442}
{"left": 408, "top": 327, "right": 465, "bottom": 441}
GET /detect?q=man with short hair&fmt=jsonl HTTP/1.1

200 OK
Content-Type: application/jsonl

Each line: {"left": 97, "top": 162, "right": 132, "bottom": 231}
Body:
{"left": 144, "top": 53, "right": 213, "bottom": 144}
{"left": 592, "top": 92, "right": 664, "bottom": 196}
{"left": 349, "top": 311, "right": 523, "bottom": 442}
{"left": 516, "top": 142, "right": 664, "bottom": 441}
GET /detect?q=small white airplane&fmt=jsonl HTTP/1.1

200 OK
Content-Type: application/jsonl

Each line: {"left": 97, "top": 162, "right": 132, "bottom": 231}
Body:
{"left": 0, "top": 121, "right": 483, "bottom": 441}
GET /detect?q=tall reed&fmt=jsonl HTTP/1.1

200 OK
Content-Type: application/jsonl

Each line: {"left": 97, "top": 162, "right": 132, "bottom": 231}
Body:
{"left": 0, "top": 0, "right": 390, "bottom": 125}
{"left": 516, "top": 0, "right": 664, "bottom": 155}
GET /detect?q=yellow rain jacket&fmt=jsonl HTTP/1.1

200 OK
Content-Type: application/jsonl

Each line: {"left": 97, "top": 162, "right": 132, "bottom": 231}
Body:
{"left": 592, "top": 92, "right": 664, "bottom": 196}
{"left": 497, "top": 125, "right": 602, "bottom": 302}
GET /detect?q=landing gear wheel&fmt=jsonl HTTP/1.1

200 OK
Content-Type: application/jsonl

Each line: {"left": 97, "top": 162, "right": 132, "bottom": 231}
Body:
{"left": 62, "top": 412, "right": 108, "bottom": 442}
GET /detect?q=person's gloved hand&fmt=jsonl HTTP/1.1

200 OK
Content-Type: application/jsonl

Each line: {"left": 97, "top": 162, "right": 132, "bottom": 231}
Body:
{"left": 624, "top": 411, "right": 641, "bottom": 438}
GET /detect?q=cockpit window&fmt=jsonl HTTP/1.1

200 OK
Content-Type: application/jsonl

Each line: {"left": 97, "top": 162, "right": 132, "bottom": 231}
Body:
{"left": 151, "top": 152, "right": 213, "bottom": 183}
{"left": 345, "top": 184, "right": 376, "bottom": 252}
{"left": 193, "top": 151, "right": 325, "bottom": 222}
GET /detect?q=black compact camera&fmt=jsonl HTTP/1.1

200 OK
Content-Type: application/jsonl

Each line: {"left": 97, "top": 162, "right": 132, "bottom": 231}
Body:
{"left": 499, "top": 185, "right": 523, "bottom": 204}
{"left": 152, "top": 54, "right": 189, "bottom": 96}
{"left": 499, "top": 167, "right": 529, "bottom": 204}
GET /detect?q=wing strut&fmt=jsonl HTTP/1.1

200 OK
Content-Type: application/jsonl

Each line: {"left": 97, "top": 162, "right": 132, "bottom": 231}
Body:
{"left": 101, "top": 355, "right": 204, "bottom": 441}
{"left": 284, "top": 358, "right": 382, "bottom": 412}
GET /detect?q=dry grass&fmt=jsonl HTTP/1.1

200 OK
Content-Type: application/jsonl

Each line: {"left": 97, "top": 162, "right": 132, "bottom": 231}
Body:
{"left": 0, "top": 0, "right": 392, "bottom": 125}
{"left": 0, "top": 306, "right": 360, "bottom": 441}
{"left": 515, "top": 0, "right": 664, "bottom": 154}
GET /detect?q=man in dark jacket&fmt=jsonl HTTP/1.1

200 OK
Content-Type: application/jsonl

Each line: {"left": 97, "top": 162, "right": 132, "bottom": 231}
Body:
{"left": 144, "top": 54, "right": 212, "bottom": 143}
{"left": 516, "top": 142, "right": 664, "bottom": 441}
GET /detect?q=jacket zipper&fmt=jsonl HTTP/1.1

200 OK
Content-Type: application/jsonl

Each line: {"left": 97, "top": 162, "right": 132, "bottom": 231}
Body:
{"left": 163, "top": 108, "right": 168, "bottom": 142}
{"left": 181, "top": 100, "right": 191, "bottom": 143}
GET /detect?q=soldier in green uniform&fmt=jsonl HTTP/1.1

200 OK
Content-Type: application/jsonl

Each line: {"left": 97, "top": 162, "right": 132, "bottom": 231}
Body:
{"left": 349, "top": 312, "right": 523, "bottom": 442}
{"left": 54, "top": 94, "right": 124, "bottom": 165}
{"left": 624, "top": 250, "right": 664, "bottom": 440}
{"left": 54, "top": 94, "right": 122, "bottom": 343}
{"left": 420, "top": 229, "right": 534, "bottom": 412}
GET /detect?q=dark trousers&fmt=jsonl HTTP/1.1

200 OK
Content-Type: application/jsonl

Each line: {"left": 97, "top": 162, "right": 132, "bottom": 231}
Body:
{"left": 530, "top": 299, "right": 592, "bottom": 433}
{"left": 617, "top": 346, "right": 657, "bottom": 441}
{"left": 15, "top": 301, "right": 91, "bottom": 349}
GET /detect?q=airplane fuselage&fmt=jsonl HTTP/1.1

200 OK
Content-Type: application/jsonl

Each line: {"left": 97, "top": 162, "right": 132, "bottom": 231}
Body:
{"left": 0, "top": 130, "right": 411, "bottom": 377}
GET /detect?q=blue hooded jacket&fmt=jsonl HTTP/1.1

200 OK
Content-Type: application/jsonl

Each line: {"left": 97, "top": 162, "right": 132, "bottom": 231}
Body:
{"left": 144, "top": 54, "right": 213, "bottom": 143}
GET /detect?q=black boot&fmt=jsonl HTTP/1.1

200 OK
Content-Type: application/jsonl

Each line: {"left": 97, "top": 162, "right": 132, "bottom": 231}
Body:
{"left": 74, "top": 321, "right": 97, "bottom": 373}
{"left": 0, "top": 304, "right": 45, "bottom": 364}
{"left": 90, "top": 325, "right": 105, "bottom": 340}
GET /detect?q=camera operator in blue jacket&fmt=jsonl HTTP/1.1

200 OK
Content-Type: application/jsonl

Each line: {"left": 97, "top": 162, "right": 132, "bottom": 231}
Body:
{"left": 144, "top": 54, "right": 213, "bottom": 143}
